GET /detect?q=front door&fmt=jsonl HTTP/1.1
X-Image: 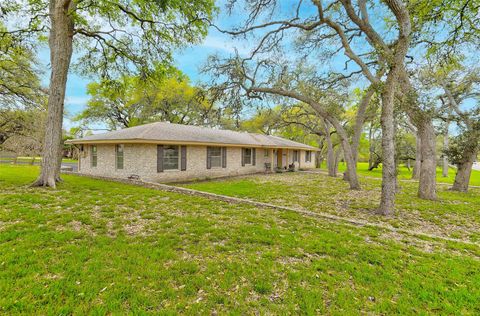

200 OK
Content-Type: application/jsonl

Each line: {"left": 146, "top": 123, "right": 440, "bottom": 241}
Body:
{"left": 277, "top": 149, "right": 283, "bottom": 168}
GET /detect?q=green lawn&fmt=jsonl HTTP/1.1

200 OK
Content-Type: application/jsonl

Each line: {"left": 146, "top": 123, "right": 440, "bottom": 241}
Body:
{"left": 0, "top": 157, "right": 78, "bottom": 164}
{"left": 182, "top": 172, "right": 480, "bottom": 243}
{"left": 1, "top": 165, "right": 480, "bottom": 314}
{"left": 324, "top": 162, "right": 480, "bottom": 186}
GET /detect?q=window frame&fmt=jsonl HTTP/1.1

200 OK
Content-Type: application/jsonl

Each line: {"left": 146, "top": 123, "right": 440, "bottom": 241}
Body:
{"left": 305, "top": 150, "right": 312, "bottom": 162}
{"left": 91, "top": 145, "right": 97, "bottom": 167}
{"left": 163, "top": 145, "right": 180, "bottom": 171}
{"left": 243, "top": 148, "right": 252, "bottom": 165}
{"left": 209, "top": 146, "right": 222, "bottom": 168}
{"left": 293, "top": 150, "right": 299, "bottom": 162}
{"left": 115, "top": 144, "right": 124, "bottom": 170}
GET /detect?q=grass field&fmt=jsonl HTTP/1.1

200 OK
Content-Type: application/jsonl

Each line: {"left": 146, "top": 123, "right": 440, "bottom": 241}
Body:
{"left": 322, "top": 162, "right": 480, "bottom": 186}
{"left": 0, "top": 157, "right": 78, "bottom": 164}
{"left": 1, "top": 165, "right": 480, "bottom": 314}
{"left": 183, "top": 170, "right": 480, "bottom": 243}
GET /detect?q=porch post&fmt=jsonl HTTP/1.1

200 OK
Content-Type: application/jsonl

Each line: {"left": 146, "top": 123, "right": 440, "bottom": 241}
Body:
{"left": 270, "top": 148, "right": 274, "bottom": 171}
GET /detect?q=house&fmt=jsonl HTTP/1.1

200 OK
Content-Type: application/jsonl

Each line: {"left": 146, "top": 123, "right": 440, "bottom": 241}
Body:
{"left": 66, "top": 122, "right": 318, "bottom": 182}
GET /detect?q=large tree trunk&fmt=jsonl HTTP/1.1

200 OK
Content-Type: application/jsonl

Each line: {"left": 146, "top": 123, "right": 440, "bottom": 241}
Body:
{"left": 451, "top": 146, "right": 478, "bottom": 192}
{"left": 32, "top": 0, "right": 74, "bottom": 188}
{"left": 339, "top": 138, "right": 360, "bottom": 190}
{"left": 412, "top": 130, "right": 421, "bottom": 179}
{"left": 325, "top": 118, "right": 360, "bottom": 190}
{"left": 442, "top": 126, "right": 449, "bottom": 177}
{"left": 417, "top": 120, "right": 437, "bottom": 200}
{"left": 323, "top": 120, "right": 336, "bottom": 177}
{"left": 378, "top": 74, "right": 397, "bottom": 216}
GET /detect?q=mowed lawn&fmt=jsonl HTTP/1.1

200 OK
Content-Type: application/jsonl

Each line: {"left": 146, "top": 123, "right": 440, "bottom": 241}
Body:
{"left": 1, "top": 166, "right": 480, "bottom": 314}
{"left": 183, "top": 170, "right": 480, "bottom": 243}
{"left": 322, "top": 162, "right": 480, "bottom": 186}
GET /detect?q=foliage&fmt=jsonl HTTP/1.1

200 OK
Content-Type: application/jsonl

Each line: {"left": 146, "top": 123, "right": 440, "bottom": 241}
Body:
{"left": 0, "top": 22, "right": 45, "bottom": 109}
{"left": 1, "top": 0, "right": 216, "bottom": 78}
{"left": 75, "top": 66, "right": 220, "bottom": 130}
{"left": 0, "top": 108, "right": 46, "bottom": 155}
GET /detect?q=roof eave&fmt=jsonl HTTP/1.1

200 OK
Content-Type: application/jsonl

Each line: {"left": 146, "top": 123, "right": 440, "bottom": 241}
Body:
{"left": 65, "top": 138, "right": 319, "bottom": 151}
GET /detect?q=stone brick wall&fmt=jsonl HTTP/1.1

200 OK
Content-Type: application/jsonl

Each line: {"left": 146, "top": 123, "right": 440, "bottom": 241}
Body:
{"left": 78, "top": 144, "right": 315, "bottom": 183}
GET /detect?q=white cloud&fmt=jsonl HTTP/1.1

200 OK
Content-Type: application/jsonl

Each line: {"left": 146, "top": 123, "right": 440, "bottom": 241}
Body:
{"left": 201, "top": 35, "right": 250, "bottom": 55}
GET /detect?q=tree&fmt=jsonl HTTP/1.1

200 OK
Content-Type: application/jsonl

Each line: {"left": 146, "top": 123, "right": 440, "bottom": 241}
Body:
{"left": 207, "top": 0, "right": 415, "bottom": 214}
{"left": 1, "top": 0, "right": 215, "bottom": 187}
{"left": 440, "top": 68, "right": 480, "bottom": 192}
{"left": 75, "top": 67, "right": 220, "bottom": 130}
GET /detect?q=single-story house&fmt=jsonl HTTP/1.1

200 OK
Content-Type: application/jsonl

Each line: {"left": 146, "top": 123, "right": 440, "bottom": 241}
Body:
{"left": 66, "top": 122, "right": 318, "bottom": 182}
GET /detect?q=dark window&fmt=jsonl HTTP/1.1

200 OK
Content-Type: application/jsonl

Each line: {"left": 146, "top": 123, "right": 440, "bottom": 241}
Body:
{"left": 116, "top": 144, "right": 124, "bottom": 169}
{"left": 163, "top": 145, "right": 179, "bottom": 170}
{"left": 208, "top": 147, "right": 222, "bottom": 168}
{"left": 91, "top": 145, "right": 97, "bottom": 167}
{"left": 305, "top": 151, "right": 312, "bottom": 162}
{"left": 243, "top": 148, "right": 252, "bottom": 165}
{"left": 264, "top": 149, "right": 269, "bottom": 157}
{"left": 293, "top": 150, "right": 299, "bottom": 162}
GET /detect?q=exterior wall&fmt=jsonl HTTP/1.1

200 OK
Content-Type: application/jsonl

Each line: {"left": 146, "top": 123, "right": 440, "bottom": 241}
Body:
{"left": 78, "top": 144, "right": 289, "bottom": 183}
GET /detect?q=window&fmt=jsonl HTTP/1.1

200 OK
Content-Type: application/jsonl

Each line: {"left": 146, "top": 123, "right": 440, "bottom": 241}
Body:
{"left": 243, "top": 148, "right": 252, "bottom": 165}
{"left": 264, "top": 149, "right": 269, "bottom": 157}
{"left": 305, "top": 151, "right": 312, "bottom": 162}
{"left": 209, "top": 147, "right": 222, "bottom": 168}
{"left": 116, "top": 144, "right": 124, "bottom": 169}
{"left": 91, "top": 145, "right": 97, "bottom": 167}
{"left": 163, "top": 145, "right": 179, "bottom": 170}
{"left": 293, "top": 150, "right": 299, "bottom": 162}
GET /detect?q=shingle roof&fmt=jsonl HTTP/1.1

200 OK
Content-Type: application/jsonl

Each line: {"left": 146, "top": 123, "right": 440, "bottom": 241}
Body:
{"left": 67, "top": 122, "right": 318, "bottom": 150}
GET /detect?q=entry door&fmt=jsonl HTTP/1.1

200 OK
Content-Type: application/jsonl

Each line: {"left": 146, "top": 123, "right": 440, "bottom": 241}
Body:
{"left": 273, "top": 150, "right": 278, "bottom": 168}
{"left": 277, "top": 149, "right": 283, "bottom": 168}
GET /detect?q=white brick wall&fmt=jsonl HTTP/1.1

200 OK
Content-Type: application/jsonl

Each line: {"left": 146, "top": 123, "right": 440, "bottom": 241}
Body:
{"left": 78, "top": 144, "right": 315, "bottom": 182}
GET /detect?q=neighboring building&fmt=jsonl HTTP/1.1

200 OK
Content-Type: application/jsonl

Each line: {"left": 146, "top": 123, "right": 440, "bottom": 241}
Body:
{"left": 66, "top": 122, "right": 318, "bottom": 182}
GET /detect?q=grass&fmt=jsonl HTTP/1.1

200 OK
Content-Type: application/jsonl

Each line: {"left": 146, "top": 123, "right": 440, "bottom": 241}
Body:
{"left": 0, "top": 157, "right": 78, "bottom": 164}
{"left": 182, "top": 171, "right": 480, "bottom": 243}
{"left": 1, "top": 165, "right": 480, "bottom": 314}
{"left": 324, "top": 162, "right": 480, "bottom": 186}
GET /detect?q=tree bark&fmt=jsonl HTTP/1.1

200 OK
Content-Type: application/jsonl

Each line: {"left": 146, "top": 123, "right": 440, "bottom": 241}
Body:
{"left": 323, "top": 120, "right": 336, "bottom": 177}
{"left": 417, "top": 119, "right": 437, "bottom": 200}
{"left": 451, "top": 146, "right": 478, "bottom": 192}
{"left": 368, "top": 122, "right": 376, "bottom": 170}
{"left": 442, "top": 126, "right": 449, "bottom": 177}
{"left": 412, "top": 130, "right": 421, "bottom": 180}
{"left": 32, "top": 0, "right": 74, "bottom": 188}
{"left": 378, "top": 72, "right": 397, "bottom": 216}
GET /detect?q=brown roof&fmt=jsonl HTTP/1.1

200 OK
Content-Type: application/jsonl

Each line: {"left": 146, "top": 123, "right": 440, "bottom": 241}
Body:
{"left": 67, "top": 122, "right": 318, "bottom": 150}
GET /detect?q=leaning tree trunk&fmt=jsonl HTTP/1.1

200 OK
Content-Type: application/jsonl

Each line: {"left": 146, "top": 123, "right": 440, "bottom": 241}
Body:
{"left": 451, "top": 146, "right": 478, "bottom": 192}
{"left": 325, "top": 117, "right": 361, "bottom": 190}
{"left": 417, "top": 119, "right": 437, "bottom": 200}
{"left": 378, "top": 73, "right": 397, "bottom": 216}
{"left": 412, "top": 131, "right": 421, "bottom": 180}
{"left": 442, "top": 126, "right": 449, "bottom": 177}
{"left": 339, "top": 138, "right": 360, "bottom": 190}
{"left": 33, "top": 0, "right": 74, "bottom": 188}
{"left": 323, "top": 121, "right": 336, "bottom": 177}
